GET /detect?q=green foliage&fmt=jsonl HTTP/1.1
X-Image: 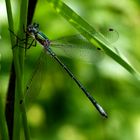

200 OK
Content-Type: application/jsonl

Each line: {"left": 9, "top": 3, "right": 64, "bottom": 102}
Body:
{"left": 1, "top": 0, "right": 140, "bottom": 140}
{"left": 46, "top": 0, "right": 140, "bottom": 81}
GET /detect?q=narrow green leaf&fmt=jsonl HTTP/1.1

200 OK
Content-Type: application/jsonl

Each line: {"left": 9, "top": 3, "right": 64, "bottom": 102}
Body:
{"left": 46, "top": 0, "right": 140, "bottom": 81}
{"left": 5, "top": 0, "right": 30, "bottom": 139}
{"left": 15, "top": 0, "right": 30, "bottom": 139}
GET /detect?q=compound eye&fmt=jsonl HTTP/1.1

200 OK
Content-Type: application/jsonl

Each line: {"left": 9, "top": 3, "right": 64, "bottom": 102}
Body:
{"left": 33, "top": 23, "right": 39, "bottom": 29}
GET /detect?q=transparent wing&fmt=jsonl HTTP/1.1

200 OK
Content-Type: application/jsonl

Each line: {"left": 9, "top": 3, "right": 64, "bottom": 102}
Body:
{"left": 23, "top": 29, "right": 118, "bottom": 104}
{"left": 24, "top": 50, "right": 47, "bottom": 105}
{"left": 50, "top": 28, "right": 119, "bottom": 62}
{"left": 100, "top": 27, "right": 120, "bottom": 55}
{"left": 50, "top": 34, "right": 95, "bottom": 49}
{"left": 99, "top": 27, "right": 119, "bottom": 44}
{"left": 23, "top": 35, "right": 103, "bottom": 105}
{"left": 50, "top": 35, "right": 104, "bottom": 63}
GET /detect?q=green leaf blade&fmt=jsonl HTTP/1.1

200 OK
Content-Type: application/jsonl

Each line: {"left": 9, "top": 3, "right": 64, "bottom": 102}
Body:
{"left": 46, "top": 0, "right": 140, "bottom": 81}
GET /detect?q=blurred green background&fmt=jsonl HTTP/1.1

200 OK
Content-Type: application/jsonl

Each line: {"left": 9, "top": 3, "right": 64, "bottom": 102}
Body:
{"left": 1, "top": 0, "right": 140, "bottom": 140}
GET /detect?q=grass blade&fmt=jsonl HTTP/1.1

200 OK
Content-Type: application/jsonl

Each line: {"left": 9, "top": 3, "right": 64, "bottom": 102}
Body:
{"left": 46, "top": 0, "right": 140, "bottom": 81}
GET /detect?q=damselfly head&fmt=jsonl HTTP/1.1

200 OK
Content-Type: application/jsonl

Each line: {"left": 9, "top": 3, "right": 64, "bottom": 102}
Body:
{"left": 27, "top": 23, "right": 39, "bottom": 35}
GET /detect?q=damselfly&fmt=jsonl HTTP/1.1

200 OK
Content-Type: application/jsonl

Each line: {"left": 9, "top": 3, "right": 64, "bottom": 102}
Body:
{"left": 24, "top": 23, "right": 108, "bottom": 118}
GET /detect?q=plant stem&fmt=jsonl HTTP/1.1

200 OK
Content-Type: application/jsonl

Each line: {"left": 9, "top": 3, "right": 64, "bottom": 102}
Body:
{"left": 5, "top": 0, "right": 30, "bottom": 139}
{"left": 13, "top": 0, "right": 30, "bottom": 139}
